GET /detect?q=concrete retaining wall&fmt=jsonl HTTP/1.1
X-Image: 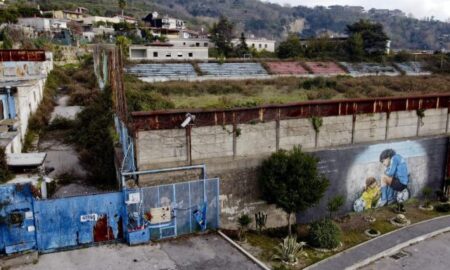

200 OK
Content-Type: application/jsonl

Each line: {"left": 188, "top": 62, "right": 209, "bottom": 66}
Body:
{"left": 134, "top": 109, "right": 450, "bottom": 229}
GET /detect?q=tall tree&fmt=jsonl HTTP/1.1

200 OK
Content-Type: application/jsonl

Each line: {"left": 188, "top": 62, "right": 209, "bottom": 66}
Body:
{"left": 209, "top": 16, "right": 234, "bottom": 57}
{"left": 346, "top": 32, "right": 365, "bottom": 61}
{"left": 118, "top": 0, "right": 127, "bottom": 17}
{"left": 259, "top": 146, "right": 329, "bottom": 236}
{"left": 235, "top": 32, "right": 250, "bottom": 57}
{"left": 346, "top": 20, "right": 389, "bottom": 58}
{"left": 276, "top": 34, "right": 303, "bottom": 59}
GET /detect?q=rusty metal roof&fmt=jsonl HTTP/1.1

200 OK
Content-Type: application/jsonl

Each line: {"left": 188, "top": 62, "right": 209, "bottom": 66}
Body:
{"left": 0, "top": 50, "right": 46, "bottom": 62}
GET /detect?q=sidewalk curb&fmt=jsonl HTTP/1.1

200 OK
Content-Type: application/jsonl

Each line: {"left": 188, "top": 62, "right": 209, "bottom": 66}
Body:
{"left": 349, "top": 226, "right": 450, "bottom": 270}
{"left": 218, "top": 230, "right": 271, "bottom": 270}
{"left": 304, "top": 215, "right": 450, "bottom": 270}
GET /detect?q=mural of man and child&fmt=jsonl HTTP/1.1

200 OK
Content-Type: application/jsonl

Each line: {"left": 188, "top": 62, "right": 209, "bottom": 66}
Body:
{"left": 354, "top": 149, "right": 410, "bottom": 213}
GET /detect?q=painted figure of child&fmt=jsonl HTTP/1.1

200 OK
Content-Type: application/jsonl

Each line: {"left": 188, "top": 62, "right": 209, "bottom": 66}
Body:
{"left": 378, "top": 149, "right": 409, "bottom": 208}
{"left": 361, "top": 177, "right": 381, "bottom": 209}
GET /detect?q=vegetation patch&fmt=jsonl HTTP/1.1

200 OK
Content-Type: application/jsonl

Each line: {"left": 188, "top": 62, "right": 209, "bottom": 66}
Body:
{"left": 125, "top": 74, "right": 450, "bottom": 111}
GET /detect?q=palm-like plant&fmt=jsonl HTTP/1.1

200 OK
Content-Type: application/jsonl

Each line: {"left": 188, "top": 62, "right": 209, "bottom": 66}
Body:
{"left": 118, "top": 0, "right": 127, "bottom": 17}
{"left": 272, "top": 235, "right": 306, "bottom": 264}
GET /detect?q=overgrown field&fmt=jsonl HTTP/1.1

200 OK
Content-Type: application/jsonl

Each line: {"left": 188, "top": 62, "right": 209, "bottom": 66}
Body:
{"left": 125, "top": 74, "right": 450, "bottom": 111}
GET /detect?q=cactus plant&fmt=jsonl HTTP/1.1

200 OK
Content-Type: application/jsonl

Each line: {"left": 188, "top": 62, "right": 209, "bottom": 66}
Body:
{"left": 255, "top": 211, "right": 267, "bottom": 233}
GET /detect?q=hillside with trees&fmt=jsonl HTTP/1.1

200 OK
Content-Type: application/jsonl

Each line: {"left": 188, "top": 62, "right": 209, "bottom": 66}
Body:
{"left": 29, "top": 0, "right": 450, "bottom": 50}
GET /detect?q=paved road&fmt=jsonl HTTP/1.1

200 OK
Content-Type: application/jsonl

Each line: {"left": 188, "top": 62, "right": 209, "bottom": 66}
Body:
{"left": 360, "top": 232, "right": 450, "bottom": 270}
{"left": 15, "top": 234, "right": 260, "bottom": 270}
{"left": 306, "top": 215, "right": 450, "bottom": 270}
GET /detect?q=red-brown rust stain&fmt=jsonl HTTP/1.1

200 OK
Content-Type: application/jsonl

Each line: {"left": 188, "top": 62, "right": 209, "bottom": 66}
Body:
{"left": 130, "top": 94, "right": 450, "bottom": 131}
{"left": 93, "top": 215, "right": 114, "bottom": 242}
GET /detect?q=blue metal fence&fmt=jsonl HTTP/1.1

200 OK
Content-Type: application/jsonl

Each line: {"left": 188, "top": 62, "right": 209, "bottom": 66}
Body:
{"left": 124, "top": 179, "right": 220, "bottom": 244}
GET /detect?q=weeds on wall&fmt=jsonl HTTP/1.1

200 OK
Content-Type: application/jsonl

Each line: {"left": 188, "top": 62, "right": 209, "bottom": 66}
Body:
{"left": 311, "top": 116, "right": 323, "bottom": 133}
{"left": 0, "top": 147, "right": 13, "bottom": 183}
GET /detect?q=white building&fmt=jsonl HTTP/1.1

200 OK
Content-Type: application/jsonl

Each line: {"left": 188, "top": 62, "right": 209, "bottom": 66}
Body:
{"left": 168, "top": 38, "right": 211, "bottom": 48}
{"left": 83, "top": 16, "right": 121, "bottom": 26}
{"left": 18, "top": 18, "right": 68, "bottom": 32}
{"left": 0, "top": 50, "right": 53, "bottom": 154}
{"left": 231, "top": 38, "right": 276, "bottom": 52}
{"left": 83, "top": 15, "right": 137, "bottom": 26}
{"left": 129, "top": 45, "right": 208, "bottom": 61}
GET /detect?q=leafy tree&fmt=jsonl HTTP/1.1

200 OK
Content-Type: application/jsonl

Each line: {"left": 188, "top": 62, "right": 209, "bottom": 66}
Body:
{"left": 234, "top": 32, "right": 250, "bottom": 58}
{"left": 346, "top": 20, "right": 389, "bottom": 59}
{"left": 118, "top": 0, "right": 127, "bottom": 17}
{"left": 1, "top": 31, "right": 13, "bottom": 49}
{"left": 209, "top": 16, "right": 234, "bottom": 57}
{"left": 277, "top": 34, "right": 303, "bottom": 59}
{"left": 346, "top": 32, "right": 365, "bottom": 61}
{"left": 259, "top": 146, "right": 329, "bottom": 235}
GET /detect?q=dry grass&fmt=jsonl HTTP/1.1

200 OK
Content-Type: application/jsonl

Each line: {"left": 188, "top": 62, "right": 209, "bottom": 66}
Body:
{"left": 125, "top": 74, "right": 450, "bottom": 111}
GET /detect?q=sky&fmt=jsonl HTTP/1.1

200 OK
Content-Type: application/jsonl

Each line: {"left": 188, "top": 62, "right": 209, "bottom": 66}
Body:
{"left": 265, "top": 0, "right": 450, "bottom": 21}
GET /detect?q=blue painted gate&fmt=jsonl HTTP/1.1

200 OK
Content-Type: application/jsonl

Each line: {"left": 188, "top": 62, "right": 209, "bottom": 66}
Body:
{"left": 1, "top": 178, "right": 220, "bottom": 254}
{"left": 33, "top": 192, "right": 124, "bottom": 252}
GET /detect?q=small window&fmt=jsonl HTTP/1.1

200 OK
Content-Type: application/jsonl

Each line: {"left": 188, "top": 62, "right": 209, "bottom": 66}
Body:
{"left": 177, "top": 52, "right": 183, "bottom": 57}
{"left": 196, "top": 43, "right": 200, "bottom": 47}
{"left": 153, "top": 52, "right": 158, "bottom": 57}
{"left": 204, "top": 42, "right": 208, "bottom": 47}
{"left": 259, "top": 44, "right": 262, "bottom": 48}
{"left": 252, "top": 44, "right": 255, "bottom": 48}
{"left": 183, "top": 42, "right": 186, "bottom": 46}
{"left": 188, "top": 52, "right": 193, "bottom": 57}
{"left": 166, "top": 52, "right": 171, "bottom": 58}
{"left": 265, "top": 44, "right": 268, "bottom": 48}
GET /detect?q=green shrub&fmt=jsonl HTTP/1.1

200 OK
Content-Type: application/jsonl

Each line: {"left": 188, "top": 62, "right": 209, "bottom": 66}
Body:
{"left": 0, "top": 147, "right": 13, "bottom": 183}
{"left": 301, "top": 77, "right": 337, "bottom": 90}
{"left": 70, "top": 88, "right": 117, "bottom": 188}
{"left": 308, "top": 219, "right": 342, "bottom": 249}
{"left": 237, "top": 214, "right": 252, "bottom": 241}
{"left": 327, "top": 195, "right": 345, "bottom": 218}
{"left": 47, "top": 117, "right": 75, "bottom": 131}
{"left": 435, "top": 203, "right": 450, "bottom": 213}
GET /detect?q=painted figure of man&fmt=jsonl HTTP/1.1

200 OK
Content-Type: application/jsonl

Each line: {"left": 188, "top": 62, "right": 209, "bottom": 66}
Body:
{"left": 378, "top": 149, "right": 409, "bottom": 209}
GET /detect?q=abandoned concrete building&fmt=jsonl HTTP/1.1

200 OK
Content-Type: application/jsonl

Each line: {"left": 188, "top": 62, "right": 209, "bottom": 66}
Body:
{"left": 0, "top": 50, "right": 53, "bottom": 153}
